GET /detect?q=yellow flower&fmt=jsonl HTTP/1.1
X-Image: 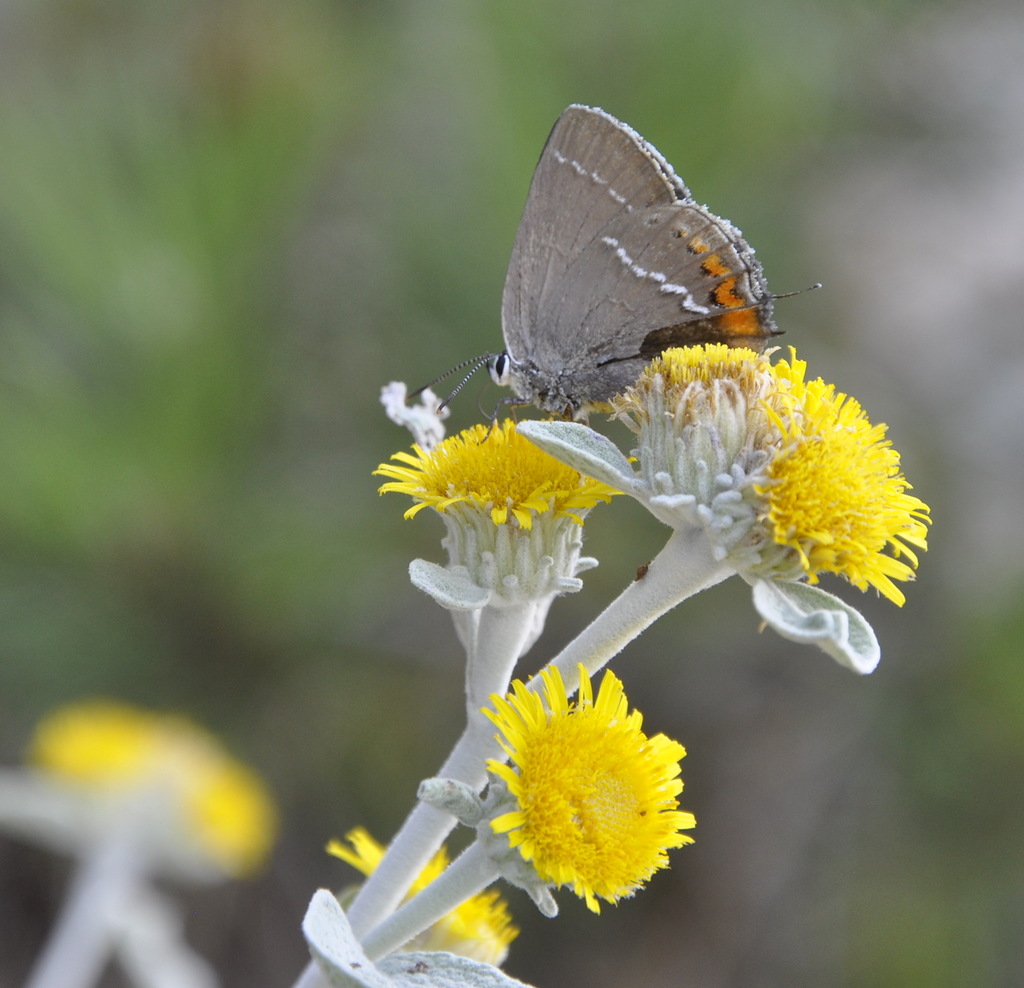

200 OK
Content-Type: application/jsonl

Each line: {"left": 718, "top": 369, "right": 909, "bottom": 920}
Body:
{"left": 612, "top": 344, "right": 930, "bottom": 605}
{"left": 375, "top": 420, "right": 617, "bottom": 528}
{"left": 610, "top": 344, "right": 782, "bottom": 514}
{"left": 30, "top": 700, "right": 164, "bottom": 785}
{"left": 616, "top": 342, "right": 775, "bottom": 419}
{"left": 484, "top": 666, "right": 694, "bottom": 913}
{"left": 328, "top": 827, "right": 518, "bottom": 965}
{"left": 186, "top": 759, "right": 277, "bottom": 877}
{"left": 758, "top": 353, "right": 931, "bottom": 606}
{"left": 30, "top": 700, "right": 277, "bottom": 876}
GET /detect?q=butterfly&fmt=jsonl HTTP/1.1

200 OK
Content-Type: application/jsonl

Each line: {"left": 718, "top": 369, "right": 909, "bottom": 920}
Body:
{"left": 486, "top": 104, "right": 778, "bottom": 419}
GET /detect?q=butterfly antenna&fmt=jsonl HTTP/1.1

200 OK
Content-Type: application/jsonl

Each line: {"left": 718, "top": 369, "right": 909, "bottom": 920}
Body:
{"left": 764, "top": 283, "right": 822, "bottom": 337}
{"left": 438, "top": 355, "right": 499, "bottom": 412}
{"left": 408, "top": 352, "right": 496, "bottom": 407}
{"left": 771, "top": 282, "right": 822, "bottom": 301}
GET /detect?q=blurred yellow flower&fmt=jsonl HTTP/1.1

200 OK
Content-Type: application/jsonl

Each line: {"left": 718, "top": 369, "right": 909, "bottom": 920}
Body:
{"left": 30, "top": 700, "right": 277, "bottom": 876}
{"left": 328, "top": 827, "right": 518, "bottom": 965}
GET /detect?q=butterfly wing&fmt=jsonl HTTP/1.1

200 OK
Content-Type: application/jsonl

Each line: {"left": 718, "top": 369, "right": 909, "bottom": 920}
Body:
{"left": 501, "top": 104, "right": 687, "bottom": 365}
{"left": 543, "top": 199, "right": 775, "bottom": 405}
{"left": 500, "top": 104, "right": 774, "bottom": 414}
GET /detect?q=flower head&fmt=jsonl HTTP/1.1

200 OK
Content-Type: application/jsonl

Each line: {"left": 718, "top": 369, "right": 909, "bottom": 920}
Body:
{"left": 328, "top": 827, "right": 518, "bottom": 965}
{"left": 376, "top": 419, "right": 616, "bottom": 528}
{"left": 30, "top": 700, "right": 277, "bottom": 876}
{"left": 612, "top": 343, "right": 779, "bottom": 497}
{"left": 611, "top": 345, "right": 930, "bottom": 604}
{"left": 483, "top": 665, "right": 694, "bottom": 913}
{"left": 376, "top": 420, "right": 617, "bottom": 610}
{"left": 756, "top": 353, "right": 930, "bottom": 605}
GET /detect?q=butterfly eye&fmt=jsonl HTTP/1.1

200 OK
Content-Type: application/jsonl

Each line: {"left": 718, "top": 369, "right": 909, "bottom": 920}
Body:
{"left": 488, "top": 352, "right": 512, "bottom": 387}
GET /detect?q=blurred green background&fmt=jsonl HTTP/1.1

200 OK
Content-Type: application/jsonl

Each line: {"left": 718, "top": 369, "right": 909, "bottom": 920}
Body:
{"left": 1, "top": 1, "right": 1022, "bottom": 986}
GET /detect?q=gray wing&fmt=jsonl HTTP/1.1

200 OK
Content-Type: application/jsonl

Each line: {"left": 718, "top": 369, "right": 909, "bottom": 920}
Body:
{"left": 501, "top": 104, "right": 689, "bottom": 361}
{"left": 541, "top": 200, "right": 775, "bottom": 404}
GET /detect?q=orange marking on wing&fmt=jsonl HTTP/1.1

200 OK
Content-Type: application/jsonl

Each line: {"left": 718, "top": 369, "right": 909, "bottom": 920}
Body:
{"left": 700, "top": 253, "right": 731, "bottom": 278}
{"left": 687, "top": 236, "right": 710, "bottom": 254}
{"left": 719, "top": 308, "right": 763, "bottom": 337}
{"left": 712, "top": 276, "right": 746, "bottom": 309}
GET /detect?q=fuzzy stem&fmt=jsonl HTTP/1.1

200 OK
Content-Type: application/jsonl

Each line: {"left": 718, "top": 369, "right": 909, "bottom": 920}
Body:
{"left": 548, "top": 525, "right": 731, "bottom": 682}
{"left": 25, "top": 831, "right": 145, "bottom": 988}
{"left": 345, "top": 528, "right": 728, "bottom": 941}
{"left": 463, "top": 602, "right": 546, "bottom": 713}
{"left": 344, "top": 601, "right": 538, "bottom": 938}
{"left": 361, "top": 841, "right": 498, "bottom": 962}
{"left": 344, "top": 722, "right": 487, "bottom": 938}
{"left": 355, "top": 529, "right": 726, "bottom": 961}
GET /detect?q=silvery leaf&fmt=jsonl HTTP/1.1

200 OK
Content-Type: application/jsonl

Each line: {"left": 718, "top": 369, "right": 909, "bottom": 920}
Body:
{"left": 515, "top": 421, "right": 635, "bottom": 491}
{"left": 303, "top": 890, "right": 535, "bottom": 988}
{"left": 751, "top": 579, "right": 880, "bottom": 674}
